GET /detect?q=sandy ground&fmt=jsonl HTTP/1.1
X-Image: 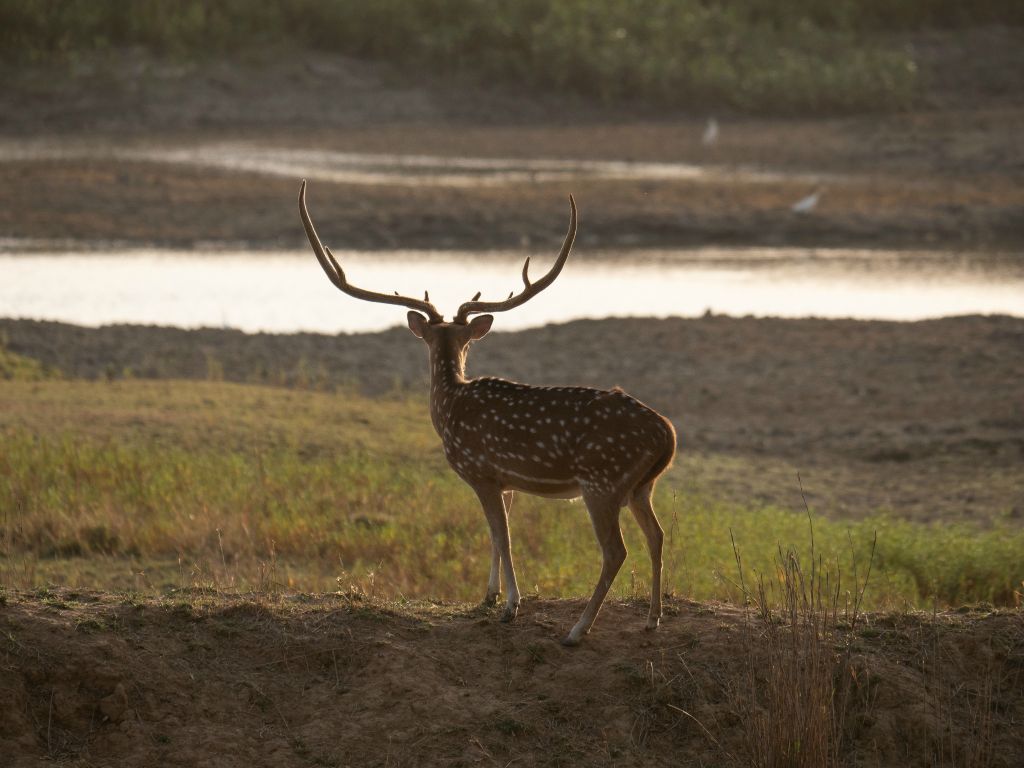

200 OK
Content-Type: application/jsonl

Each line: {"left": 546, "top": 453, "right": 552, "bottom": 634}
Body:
{"left": 1, "top": 589, "right": 1021, "bottom": 767}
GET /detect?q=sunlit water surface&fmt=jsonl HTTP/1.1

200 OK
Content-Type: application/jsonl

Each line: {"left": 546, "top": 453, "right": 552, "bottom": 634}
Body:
{"left": 1, "top": 248, "right": 1021, "bottom": 333}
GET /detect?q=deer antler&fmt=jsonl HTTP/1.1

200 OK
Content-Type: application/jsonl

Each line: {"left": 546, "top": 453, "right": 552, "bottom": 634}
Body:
{"left": 299, "top": 180, "right": 444, "bottom": 323}
{"left": 454, "top": 195, "right": 577, "bottom": 323}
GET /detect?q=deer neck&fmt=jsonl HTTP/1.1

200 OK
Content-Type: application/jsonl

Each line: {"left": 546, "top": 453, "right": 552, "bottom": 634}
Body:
{"left": 427, "top": 341, "right": 468, "bottom": 436}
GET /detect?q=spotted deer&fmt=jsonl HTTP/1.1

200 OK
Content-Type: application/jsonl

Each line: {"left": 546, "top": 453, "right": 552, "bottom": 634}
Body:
{"left": 299, "top": 181, "right": 676, "bottom": 645}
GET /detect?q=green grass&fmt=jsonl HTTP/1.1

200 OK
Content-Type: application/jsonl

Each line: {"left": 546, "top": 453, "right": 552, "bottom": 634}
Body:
{"left": 0, "top": 0, "right": 943, "bottom": 113}
{"left": 2, "top": 379, "right": 1021, "bottom": 607}
{"left": 0, "top": 346, "right": 61, "bottom": 381}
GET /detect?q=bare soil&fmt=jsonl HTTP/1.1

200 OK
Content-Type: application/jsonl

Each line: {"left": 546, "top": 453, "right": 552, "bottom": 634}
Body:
{"left": 1, "top": 589, "right": 1021, "bottom": 768}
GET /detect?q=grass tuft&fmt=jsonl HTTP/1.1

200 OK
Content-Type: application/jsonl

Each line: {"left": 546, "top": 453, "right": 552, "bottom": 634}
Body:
{"left": 727, "top": 516, "right": 870, "bottom": 767}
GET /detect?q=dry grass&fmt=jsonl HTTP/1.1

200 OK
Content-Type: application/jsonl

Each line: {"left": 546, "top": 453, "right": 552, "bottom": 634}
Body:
{"left": 2, "top": 379, "right": 1022, "bottom": 609}
{"left": 727, "top": 510, "right": 873, "bottom": 767}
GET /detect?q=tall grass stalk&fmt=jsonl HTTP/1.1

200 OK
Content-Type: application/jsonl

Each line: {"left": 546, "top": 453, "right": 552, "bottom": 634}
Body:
{"left": 729, "top": 517, "right": 875, "bottom": 767}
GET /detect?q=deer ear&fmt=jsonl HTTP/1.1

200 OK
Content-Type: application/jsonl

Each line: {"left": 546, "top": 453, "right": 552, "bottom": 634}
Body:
{"left": 407, "top": 311, "right": 429, "bottom": 338}
{"left": 468, "top": 314, "right": 493, "bottom": 340}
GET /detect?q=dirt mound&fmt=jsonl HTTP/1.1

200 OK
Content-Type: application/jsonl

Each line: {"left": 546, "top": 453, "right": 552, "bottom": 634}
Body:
{"left": 1, "top": 589, "right": 1021, "bottom": 767}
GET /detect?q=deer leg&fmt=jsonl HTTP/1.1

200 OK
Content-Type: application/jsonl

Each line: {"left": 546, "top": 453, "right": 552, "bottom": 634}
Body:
{"left": 484, "top": 538, "right": 501, "bottom": 606}
{"left": 474, "top": 484, "right": 520, "bottom": 621}
{"left": 484, "top": 491, "right": 514, "bottom": 605}
{"left": 627, "top": 482, "right": 664, "bottom": 630}
{"left": 563, "top": 492, "right": 627, "bottom": 646}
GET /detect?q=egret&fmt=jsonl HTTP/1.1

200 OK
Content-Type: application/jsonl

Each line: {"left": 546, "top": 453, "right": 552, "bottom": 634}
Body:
{"left": 702, "top": 117, "right": 719, "bottom": 146}
{"left": 791, "top": 187, "right": 824, "bottom": 214}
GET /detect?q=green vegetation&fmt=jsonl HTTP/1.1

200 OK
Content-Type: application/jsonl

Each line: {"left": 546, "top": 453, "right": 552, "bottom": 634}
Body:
{"left": 2, "top": 380, "right": 1021, "bottom": 607}
{"left": 0, "top": 338, "right": 61, "bottom": 381}
{"left": 1, "top": 0, "right": 988, "bottom": 112}
{"left": 0, "top": 349, "right": 55, "bottom": 381}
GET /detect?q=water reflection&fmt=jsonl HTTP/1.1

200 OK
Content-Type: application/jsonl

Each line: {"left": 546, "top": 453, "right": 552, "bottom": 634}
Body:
{"left": 1, "top": 248, "right": 1021, "bottom": 333}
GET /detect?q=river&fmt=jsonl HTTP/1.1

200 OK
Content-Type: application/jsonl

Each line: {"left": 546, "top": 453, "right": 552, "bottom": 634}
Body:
{"left": 2, "top": 246, "right": 1021, "bottom": 333}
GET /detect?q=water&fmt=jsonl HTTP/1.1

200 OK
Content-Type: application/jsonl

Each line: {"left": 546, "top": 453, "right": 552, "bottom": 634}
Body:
{"left": 0, "top": 142, "right": 828, "bottom": 188}
{"left": 1, "top": 247, "right": 1020, "bottom": 333}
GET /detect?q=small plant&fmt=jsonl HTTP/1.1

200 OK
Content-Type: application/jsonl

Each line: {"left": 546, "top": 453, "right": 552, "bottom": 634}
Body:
{"left": 0, "top": 345, "right": 59, "bottom": 381}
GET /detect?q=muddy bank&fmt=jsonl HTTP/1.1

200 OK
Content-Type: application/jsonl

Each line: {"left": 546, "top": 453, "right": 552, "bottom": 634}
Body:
{"left": 1, "top": 589, "right": 1021, "bottom": 767}
{"left": 3, "top": 315, "right": 1022, "bottom": 522}
{"left": 3, "top": 155, "right": 1022, "bottom": 251}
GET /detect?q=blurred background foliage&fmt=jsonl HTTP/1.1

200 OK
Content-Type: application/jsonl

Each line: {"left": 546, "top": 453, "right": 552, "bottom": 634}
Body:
{"left": 2, "top": 0, "right": 1020, "bottom": 113}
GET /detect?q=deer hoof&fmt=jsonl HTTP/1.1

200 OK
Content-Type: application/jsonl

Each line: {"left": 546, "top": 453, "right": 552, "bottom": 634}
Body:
{"left": 560, "top": 634, "right": 581, "bottom": 647}
{"left": 482, "top": 592, "right": 499, "bottom": 607}
{"left": 500, "top": 604, "right": 518, "bottom": 623}
{"left": 645, "top": 617, "right": 661, "bottom": 631}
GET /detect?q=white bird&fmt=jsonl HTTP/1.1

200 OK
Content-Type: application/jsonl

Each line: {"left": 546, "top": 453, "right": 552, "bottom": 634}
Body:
{"left": 701, "top": 117, "right": 719, "bottom": 146}
{"left": 791, "top": 187, "right": 824, "bottom": 214}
